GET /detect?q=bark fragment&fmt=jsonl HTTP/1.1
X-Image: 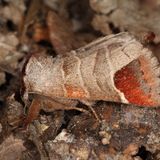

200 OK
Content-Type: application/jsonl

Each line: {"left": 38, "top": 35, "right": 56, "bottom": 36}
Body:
{"left": 66, "top": 102, "right": 160, "bottom": 159}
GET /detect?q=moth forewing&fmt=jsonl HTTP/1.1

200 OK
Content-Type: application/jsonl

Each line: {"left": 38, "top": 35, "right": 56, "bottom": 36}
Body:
{"left": 24, "top": 32, "right": 160, "bottom": 107}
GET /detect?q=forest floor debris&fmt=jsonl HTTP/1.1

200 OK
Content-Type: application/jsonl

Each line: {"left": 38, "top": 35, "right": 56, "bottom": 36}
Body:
{"left": 0, "top": 0, "right": 160, "bottom": 160}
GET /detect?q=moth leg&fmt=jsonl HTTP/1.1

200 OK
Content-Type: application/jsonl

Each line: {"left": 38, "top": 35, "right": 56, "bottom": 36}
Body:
{"left": 80, "top": 100, "right": 101, "bottom": 122}
{"left": 41, "top": 98, "right": 89, "bottom": 114}
{"left": 23, "top": 96, "right": 90, "bottom": 127}
{"left": 64, "top": 106, "right": 90, "bottom": 114}
{"left": 23, "top": 98, "right": 41, "bottom": 127}
{"left": 87, "top": 105, "right": 101, "bottom": 123}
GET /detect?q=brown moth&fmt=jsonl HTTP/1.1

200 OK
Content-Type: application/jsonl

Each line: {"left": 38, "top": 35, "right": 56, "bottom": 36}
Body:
{"left": 23, "top": 32, "right": 160, "bottom": 123}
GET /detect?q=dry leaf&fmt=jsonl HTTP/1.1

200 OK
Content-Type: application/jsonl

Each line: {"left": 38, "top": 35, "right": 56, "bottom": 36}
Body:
{"left": 90, "top": 0, "right": 160, "bottom": 42}
{"left": 0, "top": 72, "right": 5, "bottom": 86}
{"left": 0, "top": 33, "right": 22, "bottom": 69}
{"left": 47, "top": 11, "right": 81, "bottom": 55}
{"left": 0, "top": 135, "right": 26, "bottom": 160}
{"left": 0, "top": 0, "right": 25, "bottom": 25}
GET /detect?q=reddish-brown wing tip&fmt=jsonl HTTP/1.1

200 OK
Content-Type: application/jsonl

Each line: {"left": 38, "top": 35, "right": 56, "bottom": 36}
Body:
{"left": 114, "top": 53, "right": 160, "bottom": 107}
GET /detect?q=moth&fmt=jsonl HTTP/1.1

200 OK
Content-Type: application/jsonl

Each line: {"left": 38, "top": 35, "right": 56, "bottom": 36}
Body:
{"left": 23, "top": 32, "right": 160, "bottom": 124}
